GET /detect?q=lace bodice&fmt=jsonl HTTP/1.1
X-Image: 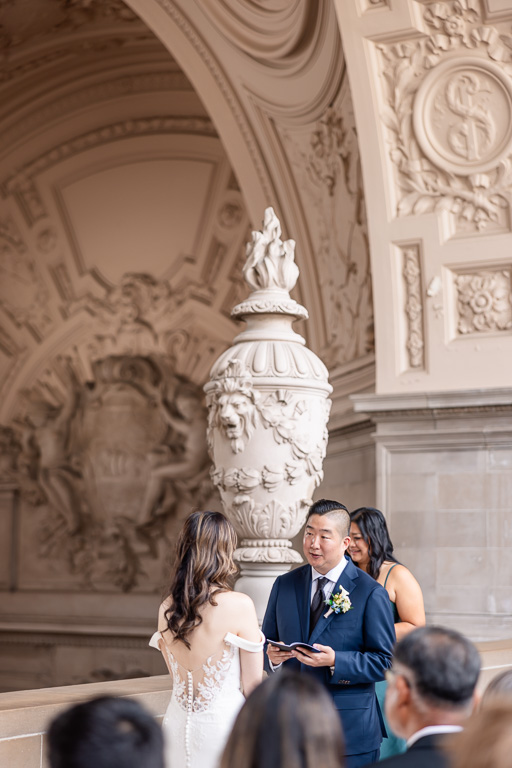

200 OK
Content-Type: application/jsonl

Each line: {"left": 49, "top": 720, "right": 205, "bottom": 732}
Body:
{"left": 149, "top": 630, "right": 264, "bottom": 712}
{"left": 150, "top": 630, "right": 264, "bottom": 768}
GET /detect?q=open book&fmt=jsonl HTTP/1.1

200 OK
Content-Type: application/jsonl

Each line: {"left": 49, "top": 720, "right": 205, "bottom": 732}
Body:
{"left": 267, "top": 640, "right": 321, "bottom": 653}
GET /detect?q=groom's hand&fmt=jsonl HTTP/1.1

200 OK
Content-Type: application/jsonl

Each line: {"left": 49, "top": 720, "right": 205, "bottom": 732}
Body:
{"left": 267, "top": 646, "right": 293, "bottom": 666}
{"left": 292, "top": 643, "right": 335, "bottom": 667}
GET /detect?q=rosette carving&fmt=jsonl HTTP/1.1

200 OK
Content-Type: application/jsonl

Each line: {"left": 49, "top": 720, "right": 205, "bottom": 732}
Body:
{"left": 455, "top": 269, "right": 512, "bottom": 334}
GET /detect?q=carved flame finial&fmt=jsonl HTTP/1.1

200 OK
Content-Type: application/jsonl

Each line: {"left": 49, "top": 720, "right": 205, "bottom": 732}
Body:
{"left": 243, "top": 207, "right": 299, "bottom": 293}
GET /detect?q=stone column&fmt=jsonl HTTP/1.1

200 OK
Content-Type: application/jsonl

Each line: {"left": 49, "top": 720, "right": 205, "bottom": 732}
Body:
{"left": 205, "top": 208, "right": 332, "bottom": 620}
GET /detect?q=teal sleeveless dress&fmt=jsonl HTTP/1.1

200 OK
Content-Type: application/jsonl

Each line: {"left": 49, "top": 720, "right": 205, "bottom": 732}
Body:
{"left": 376, "top": 564, "right": 407, "bottom": 760}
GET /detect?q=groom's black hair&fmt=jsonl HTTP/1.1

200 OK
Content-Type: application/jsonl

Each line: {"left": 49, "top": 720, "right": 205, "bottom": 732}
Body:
{"left": 47, "top": 696, "right": 164, "bottom": 768}
{"left": 307, "top": 499, "right": 350, "bottom": 538}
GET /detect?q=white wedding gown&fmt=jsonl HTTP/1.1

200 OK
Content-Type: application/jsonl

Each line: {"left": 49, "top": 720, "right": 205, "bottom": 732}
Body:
{"left": 149, "top": 630, "right": 265, "bottom": 768}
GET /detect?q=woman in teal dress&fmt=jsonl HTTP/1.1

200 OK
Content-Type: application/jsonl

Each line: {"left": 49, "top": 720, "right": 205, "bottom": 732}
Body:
{"left": 349, "top": 507, "right": 425, "bottom": 761}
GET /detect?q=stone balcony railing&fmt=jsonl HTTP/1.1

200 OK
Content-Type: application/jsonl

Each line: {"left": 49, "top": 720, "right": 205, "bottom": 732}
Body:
{"left": 1, "top": 639, "right": 512, "bottom": 768}
{"left": 0, "top": 674, "right": 172, "bottom": 768}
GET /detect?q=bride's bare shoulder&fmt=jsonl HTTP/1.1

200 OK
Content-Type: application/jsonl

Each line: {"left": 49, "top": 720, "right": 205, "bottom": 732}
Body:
{"left": 216, "top": 590, "right": 254, "bottom": 608}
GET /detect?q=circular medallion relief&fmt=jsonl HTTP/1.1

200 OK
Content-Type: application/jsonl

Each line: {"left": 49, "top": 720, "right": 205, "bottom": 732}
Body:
{"left": 413, "top": 57, "right": 512, "bottom": 175}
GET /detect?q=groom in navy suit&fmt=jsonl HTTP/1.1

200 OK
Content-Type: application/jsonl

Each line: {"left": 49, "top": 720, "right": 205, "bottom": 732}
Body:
{"left": 262, "top": 499, "right": 395, "bottom": 768}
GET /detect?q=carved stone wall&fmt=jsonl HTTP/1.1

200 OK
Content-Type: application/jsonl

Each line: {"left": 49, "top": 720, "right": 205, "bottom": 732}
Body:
{"left": 0, "top": 0, "right": 255, "bottom": 689}
{"left": 335, "top": 0, "right": 512, "bottom": 392}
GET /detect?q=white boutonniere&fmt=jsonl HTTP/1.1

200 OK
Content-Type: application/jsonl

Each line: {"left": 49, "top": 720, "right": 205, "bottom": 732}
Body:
{"left": 324, "top": 586, "right": 353, "bottom": 618}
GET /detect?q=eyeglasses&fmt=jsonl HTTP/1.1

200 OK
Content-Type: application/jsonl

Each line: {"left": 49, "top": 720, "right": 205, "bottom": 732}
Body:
{"left": 385, "top": 668, "right": 412, "bottom": 688}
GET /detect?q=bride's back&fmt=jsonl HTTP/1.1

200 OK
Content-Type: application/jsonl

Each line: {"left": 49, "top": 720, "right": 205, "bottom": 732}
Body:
{"left": 156, "top": 510, "right": 262, "bottom": 693}
{"left": 159, "top": 590, "right": 258, "bottom": 670}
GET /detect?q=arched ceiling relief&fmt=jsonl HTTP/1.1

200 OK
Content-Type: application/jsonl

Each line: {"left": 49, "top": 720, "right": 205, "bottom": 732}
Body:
{"left": 125, "top": 0, "right": 376, "bottom": 423}
{"left": 0, "top": 0, "right": 255, "bottom": 427}
{"left": 0, "top": 0, "right": 376, "bottom": 435}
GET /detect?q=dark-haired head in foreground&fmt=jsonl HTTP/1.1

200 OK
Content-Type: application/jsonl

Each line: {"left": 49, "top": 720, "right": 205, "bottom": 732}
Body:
{"left": 220, "top": 671, "right": 345, "bottom": 768}
{"left": 385, "top": 626, "right": 481, "bottom": 742}
{"left": 47, "top": 695, "right": 164, "bottom": 768}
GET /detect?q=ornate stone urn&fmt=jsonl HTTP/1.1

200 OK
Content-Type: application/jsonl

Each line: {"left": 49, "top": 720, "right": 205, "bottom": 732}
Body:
{"left": 204, "top": 208, "right": 332, "bottom": 619}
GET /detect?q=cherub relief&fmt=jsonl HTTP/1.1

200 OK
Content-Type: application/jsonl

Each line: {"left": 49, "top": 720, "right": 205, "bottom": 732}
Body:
{"left": 19, "top": 360, "right": 82, "bottom": 534}
{"left": 137, "top": 377, "right": 209, "bottom": 527}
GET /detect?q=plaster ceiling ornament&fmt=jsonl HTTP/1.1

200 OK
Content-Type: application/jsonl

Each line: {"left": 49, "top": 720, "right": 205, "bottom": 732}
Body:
{"left": 205, "top": 207, "right": 332, "bottom": 611}
{"left": 155, "top": 0, "right": 274, "bottom": 202}
{"left": 363, "top": 0, "right": 389, "bottom": 9}
{"left": 2, "top": 117, "right": 217, "bottom": 198}
{"left": 377, "top": 0, "right": 512, "bottom": 231}
{"left": 0, "top": 216, "right": 54, "bottom": 340}
{"left": 0, "top": 425, "right": 21, "bottom": 481}
{"left": 454, "top": 269, "right": 512, "bottom": 334}
{"left": 198, "top": 0, "right": 317, "bottom": 63}
{"left": 0, "top": 0, "right": 139, "bottom": 51}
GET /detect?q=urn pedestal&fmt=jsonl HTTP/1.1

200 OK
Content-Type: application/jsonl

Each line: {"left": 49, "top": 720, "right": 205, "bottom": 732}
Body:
{"left": 205, "top": 208, "right": 332, "bottom": 620}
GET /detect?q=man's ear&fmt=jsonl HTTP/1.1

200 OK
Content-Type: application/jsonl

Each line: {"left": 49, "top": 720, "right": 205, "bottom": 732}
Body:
{"left": 342, "top": 535, "right": 351, "bottom": 550}
{"left": 471, "top": 689, "right": 481, "bottom": 712}
{"left": 395, "top": 674, "right": 412, "bottom": 705}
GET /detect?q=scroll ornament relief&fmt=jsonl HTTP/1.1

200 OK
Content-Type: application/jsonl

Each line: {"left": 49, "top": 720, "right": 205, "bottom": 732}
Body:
{"left": 378, "top": 0, "right": 512, "bottom": 231}
{"left": 455, "top": 269, "right": 512, "bottom": 334}
{"left": 205, "top": 208, "right": 332, "bottom": 566}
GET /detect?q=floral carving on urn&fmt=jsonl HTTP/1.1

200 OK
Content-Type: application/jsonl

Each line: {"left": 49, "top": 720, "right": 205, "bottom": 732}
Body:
{"left": 205, "top": 208, "right": 332, "bottom": 578}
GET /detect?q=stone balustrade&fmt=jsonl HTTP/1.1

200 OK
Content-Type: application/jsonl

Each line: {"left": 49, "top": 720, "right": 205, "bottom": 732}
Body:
{"left": 0, "top": 674, "right": 171, "bottom": 768}
{"left": 1, "top": 639, "right": 512, "bottom": 767}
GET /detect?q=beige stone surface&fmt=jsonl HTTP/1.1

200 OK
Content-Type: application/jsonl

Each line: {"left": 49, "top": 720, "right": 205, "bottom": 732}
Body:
{"left": 0, "top": 675, "right": 171, "bottom": 739}
{"left": 0, "top": 735, "right": 42, "bottom": 768}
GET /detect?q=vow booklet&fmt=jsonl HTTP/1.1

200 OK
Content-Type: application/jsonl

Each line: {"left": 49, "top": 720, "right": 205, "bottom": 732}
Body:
{"left": 268, "top": 640, "right": 321, "bottom": 653}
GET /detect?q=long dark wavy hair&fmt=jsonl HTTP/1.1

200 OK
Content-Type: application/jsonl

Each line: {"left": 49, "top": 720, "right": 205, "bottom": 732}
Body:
{"left": 164, "top": 510, "right": 238, "bottom": 648}
{"left": 350, "top": 506, "right": 398, "bottom": 580}
{"left": 220, "top": 671, "right": 345, "bottom": 768}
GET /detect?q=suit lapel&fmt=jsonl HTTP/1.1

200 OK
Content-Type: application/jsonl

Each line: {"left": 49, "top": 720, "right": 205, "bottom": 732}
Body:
{"left": 309, "top": 557, "right": 359, "bottom": 644}
{"left": 295, "top": 566, "right": 312, "bottom": 640}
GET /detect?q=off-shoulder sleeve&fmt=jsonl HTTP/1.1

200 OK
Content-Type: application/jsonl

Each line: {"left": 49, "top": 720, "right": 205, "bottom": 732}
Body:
{"left": 224, "top": 631, "right": 265, "bottom": 652}
{"left": 149, "top": 631, "right": 162, "bottom": 650}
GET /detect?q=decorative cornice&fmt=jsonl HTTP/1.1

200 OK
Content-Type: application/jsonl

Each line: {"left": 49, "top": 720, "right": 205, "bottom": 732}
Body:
{"left": 352, "top": 387, "right": 512, "bottom": 418}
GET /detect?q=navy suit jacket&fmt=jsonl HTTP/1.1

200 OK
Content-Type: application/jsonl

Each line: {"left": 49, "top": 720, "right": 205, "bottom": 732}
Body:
{"left": 262, "top": 556, "right": 395, "bottom": 756}
{"left": 375, "top": 733, "right": 453, "bottom": 768}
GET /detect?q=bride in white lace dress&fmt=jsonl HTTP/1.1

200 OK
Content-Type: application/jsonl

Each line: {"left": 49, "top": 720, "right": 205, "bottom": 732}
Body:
{"left": 149, "top": 511, "right": 264, "bottom": 768}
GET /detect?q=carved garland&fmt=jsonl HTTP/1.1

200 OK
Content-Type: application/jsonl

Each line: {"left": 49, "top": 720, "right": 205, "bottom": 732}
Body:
{"left": 377, "top": 0, "right": 512, "bottom": 231}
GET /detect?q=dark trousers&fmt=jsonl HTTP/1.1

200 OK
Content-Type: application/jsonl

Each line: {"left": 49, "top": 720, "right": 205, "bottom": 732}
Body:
{"left": 346, "top": 749, "right": 380, "bottom": 768}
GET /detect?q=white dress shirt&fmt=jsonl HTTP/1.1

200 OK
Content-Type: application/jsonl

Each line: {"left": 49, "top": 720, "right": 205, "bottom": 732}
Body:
{"left": 269, "top": 557, "right": 348, "bottom": 671}
{"left": 310, "top": 557, "right": 348, "bottom": 604}
{"left": 406, "top": 724, "right": 463, "bottom": 749}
